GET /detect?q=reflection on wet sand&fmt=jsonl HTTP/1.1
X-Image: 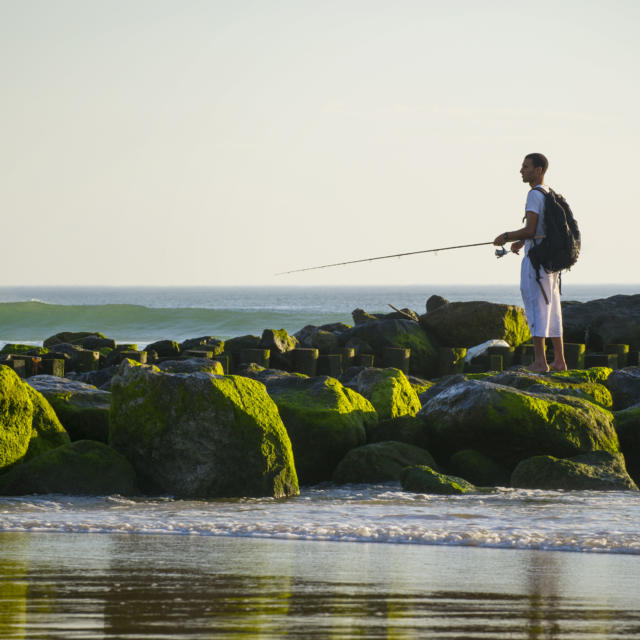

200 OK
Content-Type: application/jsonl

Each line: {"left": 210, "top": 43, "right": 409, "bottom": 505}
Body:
{"left": 1, "top": 532, "right": 639, "bottom": 639}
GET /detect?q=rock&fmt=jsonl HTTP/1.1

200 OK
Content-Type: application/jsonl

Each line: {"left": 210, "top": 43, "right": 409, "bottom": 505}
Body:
{"left": 258, "top": 375, "right": 377, "bottom": 485}
{"left": 419, "top": 301, "right": 530, "bottom": 348}
{"left": 407, "top": 375, "right": 434, "bottom": 396}
{"left": 484, "top": 369, "right": 613, "bottom": 409}
{"left": 562, "top": 294, "right": 640, "bottom": 350}
{"left": 605, "top": 367, "right": 640, "bottom": 410}
{"left": 180, "top": 336, "right": 225, "bottom": 354}
{"left": 401, "top": 465, "right": 476, "bottom": 494}
{"left": 448, "top": 449, "right": 510, "bottom": 487}
{"left": 418, "top": 378, "right": 620, "bottom": 470}
{"left": 346, "top": 367, "right": 421, "bottom": 421}
{"left": 77, "top": 335, "right": 116, "bottom": 351}
{"left": 0, "top": 344, "right": 49, "bottom": 357}
{"left": 340, "top": 319, "right": 438, "bottom": 378}
{"left": 614, "top": 405, "right": 640, "bottom": 486}
{"left": 145, "top": 340, "right": 181, "bottom": 358}
{"left": 0, "top": 365, "right": 69, "bottom": 472}
{"left": 365, "top": 415, "right": 428, "bottom": 449}
{"left": 352, "top": 308, "right": 380, "bottom": 325}
{"left": 43, "top": 331, "right": 108, "bottom": 347}
{"left": 109, "top": 365, "right": 299, "bottom": 498}
{"left": 260, "top": 329, "right": 298, "bottom": 354}
{"left": 72, "top": 365, "right": 120, "bottom": 390}
{"left": 332, "top": 441, "right": 438, "bottom": 484}
{"left": 426, "top": 295, "right": 449, "bottom": 313}
{"left": 0, "top": 440, "right": 139, "bottom": 496}
{"left": 26, "top": 375, "right": 111, "bottom": 443}
{"left": 510, "top": 451, "right": 638, "bottom": 491}
{"left": 157, "top": 358, "right": 225, "bottom": 376}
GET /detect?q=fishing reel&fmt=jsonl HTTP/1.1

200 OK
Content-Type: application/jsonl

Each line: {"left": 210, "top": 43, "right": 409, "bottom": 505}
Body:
{"left": 495, "top": 247, "right": 509, "bottom": 258}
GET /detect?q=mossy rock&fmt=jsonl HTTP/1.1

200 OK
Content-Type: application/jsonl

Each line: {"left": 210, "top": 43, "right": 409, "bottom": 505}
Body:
{"left": 0, "top": 344, "right": 49, "bottom": 357}
{"left": 408, "top": 375, "right": 434, "bottom": 396}
{"left": 262, "top": 375, "right": 377, "bottom": 485}
{"left": 260, "top": 329, "right": 298, "bottom": 354}
{"left": 348, "top": 367, "right": 421, "bottom": 421}
{"left": 26, "top": 375, "right": 111, "bottom": 443}
{"left": 605, "top": 367, "right": 640, "bottom": 410}
{"left": 401, "top": 465, "right": 476, "bottom": 494}
{"left": 145, "top": 340, "right": 181, "bottom": 358}
{"left": 486, "top": 370, "right": 613, "bottom": 409}
{"left": 340, "top": 319, "right": 438, "bottom": 378}
{"left": 0, "top": 366, "right": 69, "bottom": 472}
{"left": 511, "top": 451, "right": 638, "bottom": 491}
{"left": 109, "top": 365, "right": 298, "bottom": 498}
{"left": 550, "top": 367, "right": 613, "bottom": 385}
{"left": 419, "top": 301, "right": 530, "bottom": 348}
{"left": 0, "top": 440, "right": 139, "bottom": 496}
{"left": 43, "top": 332, "right": 107, "bottom": 347}
{"left": 157, "top": 358, "right": 225, "bottom": 376}
{"left": 332, "top": 441, "right": 438, "bottom": 484}
{"left": 614, "top": 405, "right": 640, "bottom": 486}
{"left": 448, "top": 449, "right": 510, "bottom": 487}
{"left": 180, "top": 336, "right": 225, "bottom": 354}
{"left": 366, "top": 414, "right": 428, "bottom": 449}
{"left": 419, "top": 378, "right": 620, "bottom": 470}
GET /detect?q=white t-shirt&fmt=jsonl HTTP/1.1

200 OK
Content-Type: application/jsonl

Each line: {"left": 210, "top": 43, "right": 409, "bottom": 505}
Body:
{"left": 524, "top": 184, "right": 547, "bottom": 254}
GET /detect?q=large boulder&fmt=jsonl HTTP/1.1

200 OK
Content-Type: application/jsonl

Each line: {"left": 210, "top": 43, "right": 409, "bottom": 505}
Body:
{"left": 43, "top": 331, "right": 108, "bottom": 348}
{"left": 157, "top": 358, "right": 225, "bottom": 376}
{"left": 562, "top": 294, "right": 640, "bottom": 350}
{"left": 0, "top": 440, "right": 139, "bottom": 496}
{"left": 340, "top": 319, "right": 438, "bottom": 378}
{"left": 109, "top": 364, "right": 299, "bottom": 498}
{"left": 511, "top": 451, "right": 638, "bottom": 491}
{"left": 26, "top": 375, "right": 111, "bottom": 443}
{"left": 401, "top": 465, "right": 476, "bottom": 495}
{"left": 257, "top": 375, "right": 377, "bottom": 485}
{"left": 419, "top": 301, "right": 530, "bottom": 348}
{"left": 0, "top": 365, "right": 69, "bottom": 472}
{"left": 332, "top": 441, "right": 438, "bottom": 484}
{"left": 614, "top": 405, "right": 640, "bottom": 486}
{"left": 346, "top": 368, "right": 421, "bottom": 421}
{"left": 605, "top": 367, "right": 640, "bottom": 410}
{"left": 483, "top": 369, "right": 613, "bottom": 409}
{"left": 418, "top": 378, "right": 620, "bottom": 470}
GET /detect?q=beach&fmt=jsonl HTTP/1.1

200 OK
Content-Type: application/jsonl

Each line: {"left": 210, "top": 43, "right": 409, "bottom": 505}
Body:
{"left": 2, "top": 530, "right": 640, "bottom": 639}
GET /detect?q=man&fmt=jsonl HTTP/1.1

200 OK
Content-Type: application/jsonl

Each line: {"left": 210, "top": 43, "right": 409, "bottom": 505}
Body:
{"left": 493, "top": 153, "right": 567, "bottom": 373}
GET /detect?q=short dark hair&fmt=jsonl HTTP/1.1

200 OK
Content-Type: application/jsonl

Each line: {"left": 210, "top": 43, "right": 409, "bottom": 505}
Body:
{"left": 525, "top": 153, "right": 549, "bottom": 173}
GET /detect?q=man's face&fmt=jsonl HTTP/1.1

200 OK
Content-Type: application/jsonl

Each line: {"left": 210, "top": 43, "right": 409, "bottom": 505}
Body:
{"left": 520, "top": 157, "right": 540, "bottom": 183}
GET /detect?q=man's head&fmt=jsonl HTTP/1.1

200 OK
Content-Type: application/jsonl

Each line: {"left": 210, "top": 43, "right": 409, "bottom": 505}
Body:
{"left": 521, "top": 153, "right": 548, "bottom": 186}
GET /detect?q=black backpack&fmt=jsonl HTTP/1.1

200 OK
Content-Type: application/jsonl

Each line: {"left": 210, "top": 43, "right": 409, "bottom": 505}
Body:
{"left": 527, "top": 187, "right": 581, "bottom": 303}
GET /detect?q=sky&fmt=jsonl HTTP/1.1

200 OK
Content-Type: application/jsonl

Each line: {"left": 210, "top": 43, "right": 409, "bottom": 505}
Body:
{"left": 2, "top": 0, "right": 639, "bottom": 287}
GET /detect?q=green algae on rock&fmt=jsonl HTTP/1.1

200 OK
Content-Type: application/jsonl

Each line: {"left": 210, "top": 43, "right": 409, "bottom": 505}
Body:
{"left": 419, "top": 301, "right": 531, "bottom": 348}
{"left": 511, "top": 450, "right": 638, "bottom": 491}
{"left": 332, "top": 441, "right": 438, "bottom": 484}
{"left": 419, "top": 378, "right": 620, "bottom": 470}
{"left": 109, "top": 364, "right": 299, "bottom": 498}
{"left": 26, "top": 375, "right": 111, "bottom": 443}
{"left": 261, "top": 375, "right": 377, "bottom": 485}
{"left": 401, "top": 464, "right": 476, "bottom": 495}
{"left": 348, "top": 367, "right": 421, "bottom": 421}
{"left": 614, "top": 404, "right": 640, "bottom": 486}
{"left": 0, "top": 440, "right": 139, "bottom": 496}
{"left": 0, "top": 366, "right": 69, "bottom": 472}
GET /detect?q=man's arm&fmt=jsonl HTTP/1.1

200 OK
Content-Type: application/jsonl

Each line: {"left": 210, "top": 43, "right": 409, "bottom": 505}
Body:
{"left": 493, "top": 211, "right": 539, "bottom": 246}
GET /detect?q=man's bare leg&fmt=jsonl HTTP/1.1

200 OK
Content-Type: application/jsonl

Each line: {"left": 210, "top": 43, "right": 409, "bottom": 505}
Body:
{"left": 527, "top": 336, "right": 549, "bottom": 373}
{"left": 549, "top": 336, "right": 567, "bottom": 371}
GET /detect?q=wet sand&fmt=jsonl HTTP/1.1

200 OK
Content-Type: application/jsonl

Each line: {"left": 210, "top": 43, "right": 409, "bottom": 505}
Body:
{"left": 1, "top": 531, "right": 640, "bottom": 639}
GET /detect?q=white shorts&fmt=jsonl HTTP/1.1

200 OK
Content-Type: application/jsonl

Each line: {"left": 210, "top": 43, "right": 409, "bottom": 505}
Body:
{"left": 520, "top": 256, "right": 563, "bottom": 338}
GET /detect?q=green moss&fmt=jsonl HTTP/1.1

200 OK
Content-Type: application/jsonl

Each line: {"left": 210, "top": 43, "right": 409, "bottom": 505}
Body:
{"left": 0, "top": 344, "right": 49, "bottom": 356}
{"left": 361, "top": 369, "right": 421, "bottom": 421}
{"left": 550, "top": 367, "right": 613, "bottom": 385}
{"left": 0, "top": 440, "right": 139, "bottom": 495}
{"left": 409, "top": 379, "right": 434, "bottom": 395}
{"left": 401, "top": 464, "right": 476, "bottom": 494}
{"left": 23, "top": 387, "right": 70, "bottom": 460}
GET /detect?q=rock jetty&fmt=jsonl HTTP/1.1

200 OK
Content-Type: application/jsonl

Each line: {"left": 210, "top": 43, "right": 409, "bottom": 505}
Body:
{"left": 1, "top": 295, "right": 639, "bottom": 497}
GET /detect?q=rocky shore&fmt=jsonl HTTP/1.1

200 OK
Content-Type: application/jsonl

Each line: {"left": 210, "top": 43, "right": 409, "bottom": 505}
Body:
{"left": 1, "top": 294, "right": 639, "bottom": 498}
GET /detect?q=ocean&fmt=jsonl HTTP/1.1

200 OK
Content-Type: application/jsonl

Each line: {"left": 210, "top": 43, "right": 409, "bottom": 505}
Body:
{"left": 1, "top": 284, "right": 640, "bottom": 638}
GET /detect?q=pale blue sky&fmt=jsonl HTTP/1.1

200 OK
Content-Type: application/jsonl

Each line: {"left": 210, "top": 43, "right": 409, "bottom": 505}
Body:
{"left": 2, "top": 0, "right": 638, "bottom": 286}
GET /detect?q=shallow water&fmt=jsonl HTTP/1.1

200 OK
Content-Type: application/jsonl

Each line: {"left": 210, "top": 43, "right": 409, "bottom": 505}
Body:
{"left": 1, "top": 531, "right": 640, "bottom": 639}
{"left": 2, "top": 485, "right": 640, "bottom": 555}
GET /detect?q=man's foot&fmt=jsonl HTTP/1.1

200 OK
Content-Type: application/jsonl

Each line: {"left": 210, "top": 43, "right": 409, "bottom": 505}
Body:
{"left": 525, "top": 363, "right": 550, "bottom": 374}
{"left": 549, "top": 362, "right": 568, "bottom": 372}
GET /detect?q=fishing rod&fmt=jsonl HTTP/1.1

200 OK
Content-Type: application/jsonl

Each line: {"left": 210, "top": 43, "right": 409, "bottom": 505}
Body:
{"left": 276, "top": 236, "right": 546, "bottom": 275}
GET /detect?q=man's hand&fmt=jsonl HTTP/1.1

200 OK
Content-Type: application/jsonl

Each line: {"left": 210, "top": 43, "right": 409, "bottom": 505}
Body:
{"left": 510, "top": 240, "right": 524, "bottom": 254}
{"left": 493, "top": 233, "right": 508, "bottom": 246}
